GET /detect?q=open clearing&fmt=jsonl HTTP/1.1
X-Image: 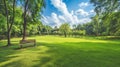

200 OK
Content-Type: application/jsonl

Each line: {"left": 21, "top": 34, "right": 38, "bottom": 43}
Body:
{"left": 0, "top": 36, "right": 120, "bottom": 67}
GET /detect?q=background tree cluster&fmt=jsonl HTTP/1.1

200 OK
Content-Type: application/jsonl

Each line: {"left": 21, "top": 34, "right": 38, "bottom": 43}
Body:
{"left": 90, "top": 0, "right": 120, "bottom": 36}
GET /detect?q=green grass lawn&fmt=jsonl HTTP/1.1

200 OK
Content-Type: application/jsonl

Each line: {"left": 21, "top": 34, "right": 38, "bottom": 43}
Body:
{"left": 0, "top": 36, "right": 120, "bottom": 67}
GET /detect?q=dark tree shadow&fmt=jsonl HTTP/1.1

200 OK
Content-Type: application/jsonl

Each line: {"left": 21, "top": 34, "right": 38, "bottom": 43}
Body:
{"left": 0, "top": 40, "right": 120, "bottom": 67}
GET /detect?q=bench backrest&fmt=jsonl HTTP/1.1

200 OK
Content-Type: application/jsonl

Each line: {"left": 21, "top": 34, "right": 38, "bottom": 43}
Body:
{"left": 20, "top": 39, "right": 36, "bottom": 44}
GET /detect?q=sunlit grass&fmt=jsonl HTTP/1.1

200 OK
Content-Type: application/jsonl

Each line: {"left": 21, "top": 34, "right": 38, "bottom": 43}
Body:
{"left": 0, "top": 35, "right": 120, "bottom": 67}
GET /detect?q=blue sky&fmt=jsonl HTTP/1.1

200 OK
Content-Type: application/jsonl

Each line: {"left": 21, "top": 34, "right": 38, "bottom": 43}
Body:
{"left": 41, "top": 0, "right": 95, "bottom": 27}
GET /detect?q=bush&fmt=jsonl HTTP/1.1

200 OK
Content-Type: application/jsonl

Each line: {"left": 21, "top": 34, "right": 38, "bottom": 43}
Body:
{"left": 72, "top": 30, "right": 86, "bottom": 36}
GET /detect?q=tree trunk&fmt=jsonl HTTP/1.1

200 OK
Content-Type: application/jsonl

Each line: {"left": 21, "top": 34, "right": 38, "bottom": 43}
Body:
{"left": 4, "top": 0, "right": 16, "bottom": 46}
{"left": 64, "top": 32, "right": 67, "bottom": 37}
{"left": 4, "top": 0, "right": 11, "bottom": 46}
{"left": 22, "top": 17, "right": 27, "bottom": 40}
{"left": 7, "top": 31, "right": 11, "bottom": 46}
{"left": 9, "top": 0, "right": 15, "bottom": 31}
{"left": 22, "top": 0, "right": 29, "bottom": 40}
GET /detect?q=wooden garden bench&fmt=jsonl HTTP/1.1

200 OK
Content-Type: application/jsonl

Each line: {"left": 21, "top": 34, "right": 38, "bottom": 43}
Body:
{"left": 19, "top": 39, "right": 36, "bottom": 48}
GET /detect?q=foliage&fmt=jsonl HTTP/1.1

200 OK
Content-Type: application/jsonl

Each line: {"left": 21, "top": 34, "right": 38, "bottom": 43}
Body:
{"left": 59, "top": 23, "right": 71, "bottom": 37}
{"left": 90, "top": 0, "right": 120, "bottom": 36}
{"left": 0, "top": 14, "right": 6, "bottom": 35}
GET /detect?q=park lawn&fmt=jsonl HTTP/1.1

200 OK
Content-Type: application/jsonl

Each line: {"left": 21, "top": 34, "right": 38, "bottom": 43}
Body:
{"left": 0, "top": 36, "right": 120, "bottom": 67}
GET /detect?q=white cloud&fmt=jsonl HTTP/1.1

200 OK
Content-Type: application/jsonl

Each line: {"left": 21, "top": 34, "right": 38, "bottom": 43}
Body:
{"left": 76, "top": 9, "right": 89, "bottom": 16}
{"left": 89, "top": 9, "right": 96, "bottom": 16}
{"left": 41, "top": 13, "right": 62, "bottom": 27}
{"left": 41, "top": 0, "right": 94, "bottom": 27}
{"left": 51, "top": 13, "right": 60, "bottom": 24}
{"left": 90, "top": 9, "right": 94, "bottom": 13}
{"left": 51, "top": 0, "right": 78, "bottom": 24}
{"left": 51, "top": 0, "right": 68, "bottom": 15}
{"left": 79, "top": 2, "right": 89, "bottom": 8}
{"left": 79, "top": 18, "right": 91, "bottom": 24}
{"left": 58, "top": 15, "right": 67, "bottom": 22}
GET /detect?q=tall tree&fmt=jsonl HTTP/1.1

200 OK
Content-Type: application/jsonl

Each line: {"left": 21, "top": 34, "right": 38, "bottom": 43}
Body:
{"left": 92, "top": 15, "right": 100, "bottom": 36}
{"left": 22, "top": 0, "right": 29, "bottom": 40}
{"left": 90, "top": 0, "right": 120, "bottom": 36}
{"left": 4, "top": 0, "right": 16, "bottom": 46}
{"left": 90, "top": 0, "right": 120, "bottom": 16}
{"left": 2, "top": 0, "right": 16, "bottom": 46}
{"left": 3, "top": 0, "right": 9, "bottom": 45}
{"left": 59, "top": 23, "right": 71, "bottom": 37}
{"left": 21, "top": 0, "right": 45, "bottom": 40}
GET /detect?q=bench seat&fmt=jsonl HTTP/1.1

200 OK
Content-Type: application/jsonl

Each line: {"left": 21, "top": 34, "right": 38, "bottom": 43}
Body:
{"left": 19, "top": 39, "right": 36, "bottom": 48}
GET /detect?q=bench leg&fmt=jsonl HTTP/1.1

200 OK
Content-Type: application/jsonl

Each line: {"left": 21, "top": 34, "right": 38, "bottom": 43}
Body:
{"left": 20, "top": 44, "right": 22, "bottom": 48}
{"left": 34, "top": 42, "right": 36, "bottom": 46}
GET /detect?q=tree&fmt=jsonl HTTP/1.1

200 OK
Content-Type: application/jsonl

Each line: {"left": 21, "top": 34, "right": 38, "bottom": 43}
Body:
{"left": 75, "top": 24, "right": 84, "bottom": 30}
{"left": 84, "top": 22, "right": 94, "bottom": 35}
{"left": 11, "top": 7, "right": 23, "bottom": 37}
{"left": 22, "top": 0, "right": 29, "bottom": 40}
{"left": 103, "top": 12, "right": 120, "bottom": 35}
{"left": 1, "top": 0, "right": 16, "bottom": 46}
{"left": 20, "top": 0, "right": 45, "bottom": 40}
{"left": 59, "top": 23, "right": 71, "bottom": 37}
{"left": 91, "top": 15, "right": 100, "bottom": 36}
{"left": 90, "top": 0, "right": 120, "bottom": 36}
{"left": 44, "top": 25, "right": 52, "bottom": 35}
{"left": 90, "top": 0, "right": 120, "bottom": 16}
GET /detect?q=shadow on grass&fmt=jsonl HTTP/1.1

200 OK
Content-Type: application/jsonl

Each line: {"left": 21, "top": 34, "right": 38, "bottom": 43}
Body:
{"left": 0, "top": 41, "right": 120, "bottom": 67}
{"left": 14, "top": 45, "right": 36, "bottom": 50}
{"left": 33, "top": 42, "right": 120, "bottom": 67}
{"left": 0, "top": 46, "right": 19, "bottom": 67}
